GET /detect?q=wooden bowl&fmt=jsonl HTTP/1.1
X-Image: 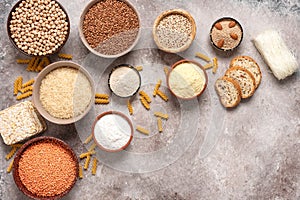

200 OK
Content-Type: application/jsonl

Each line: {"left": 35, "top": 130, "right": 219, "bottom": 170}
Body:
{"left": 92, "top": 111, "right": 134, "bottom": 152}
{"left": 153, "top": 9, "right": 196, "bottom": 53}
{"left": 13, "top": 136, "right": 79, "bottom": 200}
{"left": 7, "top": 0, "right": 70, "bottom": 57}
{"left": 32, "top": 61, "right": 95, "bottom": 124}
{"left": 167, "top": 59, "right": 208, "bottom": 100}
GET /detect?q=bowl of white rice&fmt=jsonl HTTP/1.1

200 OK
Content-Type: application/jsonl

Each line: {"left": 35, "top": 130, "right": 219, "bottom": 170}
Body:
{"left": 32, "top": 61, "right": 95, "bottom": 124}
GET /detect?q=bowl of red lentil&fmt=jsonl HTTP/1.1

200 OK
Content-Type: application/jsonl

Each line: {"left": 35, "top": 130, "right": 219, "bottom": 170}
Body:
{"left": 32, "top": 61, "right": 95, "bottom": 125}
{"left": 79, "top": 0, "right": 141, "bottom": 58}
{"left": 7, "top": 0, "right": 70, "bottom": 57}
{"left": 13, "top": 136, "right": 78, "bottom": 199}
{"left": 153, "top": 9, "right": 197, "bottom": 53}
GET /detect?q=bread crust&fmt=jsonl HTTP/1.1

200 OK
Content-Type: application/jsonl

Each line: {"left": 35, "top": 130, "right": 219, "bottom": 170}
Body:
{"left": 225, "top": 66, "right": 256, "bottom": 99}
{"left": 215, "top": 76, "right": 242, "bottom": 108}
{"left": 230, "top": 56, "right": 261, "bottom": 88}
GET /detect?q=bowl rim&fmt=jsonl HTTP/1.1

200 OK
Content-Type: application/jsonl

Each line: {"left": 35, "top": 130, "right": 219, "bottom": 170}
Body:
{"left": 13, "top": 136, "right": 79, "bottom": 200}
{"left": 6, "top": 0, "right": 70, "bottom": 57}
{"left": 78, "top": 0, "right": 141, "bottom": 58}
{"left": 167, "top": 59, "right": 208, "bottom": 100}
{"left": 152, "top": 8, "right": 197, "bottom": 53}
{"left": 209, "top": 17, "right": 244, "bottom": 52}
{"left": 108, "top": 64, "right": 141, "bottom": 98}
{"left": 32, "top": 61, "right": 95, "bottom": 125}
{"left": 92, "top": 110, "right": 134, "bottom": 152}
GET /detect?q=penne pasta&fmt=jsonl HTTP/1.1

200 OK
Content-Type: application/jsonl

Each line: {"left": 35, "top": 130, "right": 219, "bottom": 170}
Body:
{"left": 95, "top": 99, "right": 110, "bottom": 104}
{"left": 22, "top": 79, "right": 35, "bottom": 88}
{"left": 195, "top": 52, "right": 211, "bottom": 62}
{"left": 95, "top": 93, "right": 109, "bottom": 99}
{"left": 136, "top": 126, "right": 150, "bottom": 135}
{"left": 212, "top": 57, "right": 218, "bottom": 74}
{"left": 127, "top": 100, "right": 133, "bottom": 115}
{"left": 7, "top": 159, "right": 14, "bottom": 173}
{"left": 84, "top": 155, "right": 91, "bottom": 170}
{"left": 154, "top": 111, "right": 169, "bottom": 120}
{"left": 139, "top": 90, "right": 151, "bottom": 103}
{"left": 156, "top": 90, "right": 168, "bottom": 102}
{"left": 91, "top": 158, "right": 98, "bottom": 175}
{"left": 58, "top": 53, "right": 73, "bottom": 60}
{"left": 84, "top": 134, "right": 93, "bottom": 144}
{"left": 5, "top": 146, "right": 17, "bottom": 160}
{"left": 79, "top": 150, "right": 96, "bottom": 159}
{"left": 153, "top": 79, "right": 162, "bottom": 97}
{"left": 79, "top": 165, "right": 83, "bottom": 179}
{"left": 16, "top": 91, "right": 32, "bottom": 100}
{"left": 203, "top": 62, "right": 214, "bottom": 70}
{"left": 139, "top": 97, "right": 150, "bottom": 110}
{"left": 157, "top": 117, "right": 163, "bottom": 133}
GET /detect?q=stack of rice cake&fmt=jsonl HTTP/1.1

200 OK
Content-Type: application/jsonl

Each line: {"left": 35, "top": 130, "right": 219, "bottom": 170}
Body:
{"left": 0, "top": 101, "right": 46, "bottom": 145}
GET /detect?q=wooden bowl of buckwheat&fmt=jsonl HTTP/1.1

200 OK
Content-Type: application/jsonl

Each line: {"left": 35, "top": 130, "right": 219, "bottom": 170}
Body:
{"left": 7, "top": 0, "right": 70, "bottom": 57}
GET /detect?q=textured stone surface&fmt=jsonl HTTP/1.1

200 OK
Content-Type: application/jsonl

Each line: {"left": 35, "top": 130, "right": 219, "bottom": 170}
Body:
{"left": 0, "top": 0, "right": 299, "bottom": 199}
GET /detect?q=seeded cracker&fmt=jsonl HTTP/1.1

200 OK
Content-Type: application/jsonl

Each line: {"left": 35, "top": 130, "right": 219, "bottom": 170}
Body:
{"left": 0, "top": 101, "right": 46, "bottom": 145}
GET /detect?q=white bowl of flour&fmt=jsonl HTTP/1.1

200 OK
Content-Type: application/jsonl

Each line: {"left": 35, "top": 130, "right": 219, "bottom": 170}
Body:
{"left": 92, "top": 111, "right": 133, "bottom": 152}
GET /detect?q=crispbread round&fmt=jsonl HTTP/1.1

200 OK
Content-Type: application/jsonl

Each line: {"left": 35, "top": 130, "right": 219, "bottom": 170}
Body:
{"left": 215, "top": 76, "right": 242, "bottom": 108}
{"left": 230, "top": 56, "right": 261, "bottom": 88}
{"left": 225, "top": 66, "right": 256, "bottom": 99}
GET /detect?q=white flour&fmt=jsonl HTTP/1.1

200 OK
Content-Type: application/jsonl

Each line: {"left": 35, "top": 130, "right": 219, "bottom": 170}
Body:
{"left": 94, "top": 114, "right": 132, "bottom": 150}
{"left": 109, "top": 66, "right": 140, "bottom": 97}
{"left": 168, "top": 62, "right": 206, "bottom": 98}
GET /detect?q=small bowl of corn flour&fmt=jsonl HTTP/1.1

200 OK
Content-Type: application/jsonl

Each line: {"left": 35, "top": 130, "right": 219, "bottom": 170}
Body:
{"left": 167, "top": 60, "right": 208, "bottom": 100}
{"left": 108, "top": 64, "right": 141, "bottom": 98}
{"left": 92, "top": 111, "right": 133, "bottom": 152}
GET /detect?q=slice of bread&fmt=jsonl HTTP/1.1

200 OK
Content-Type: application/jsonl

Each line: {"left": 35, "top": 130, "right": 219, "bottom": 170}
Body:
{"left": 215, "top": 76, "right": 242, "bottom": 108}
{"left": 230, "top": 56, "right": 261, "bottom": 88}
{"left": 225, "top": 66, "right": 256, "bottom": 99}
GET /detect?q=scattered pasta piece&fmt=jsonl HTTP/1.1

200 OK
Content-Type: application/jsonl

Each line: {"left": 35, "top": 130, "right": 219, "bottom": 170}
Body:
{"left": 156, "top": 90, "right": 168, "bottom": 102}
{"left": 13, "top": 77, "right": 21, "bottom": 95}
{"left": 17, "top": 76, "right": 23, "bottom": 92}
{"left": 79, "top": 150, "right": 96, "bottom": 159}
{"left": 22, "top": 79, "right": 34, "bottom": 88}
{"left": 7, "top": 159, "right": 14, "bottom": 173}
{"left": 58, "top": 53, "right": 73, "bottom": 60}
{"left": 140, "top": 97, "right": 150, "bottom": 110}
{"left": 139, "top": 90, "right": 151, "bottom": 103}
{"left": 164, "top": 66, "right": 169, "bottom": 76}
{"left": 11, "top": 143, "right": 23, "bottom": 148}
{"left": 5, "top": 146, "right": 17, "bottom": 160}
{"left": 91, "top": 158, "right": 98, "bottom": 175}
{"left": 43, "top": 57, "right": 51, "bottom": 66}
{"left": 88, "top": 143, "right": 97, "bottom": 152}
{"left": 195, "top": 52, "right": 211, "bottom": 62}
{"left": 136, "top": 126, "right": 150, "bottom": 135}
{"left": 17, "top": 59, "right": 30, "bottom": 64}
{"left": 95, "top": 93, "right": 109, "bottom": 99}
{"left": 32, "top": 57, "right": 40, "bottom": 71}
{"left": 84, "top": 134, "right": 93, "bottom": 144}
{"left": 154, "top": 112, "right": 169, "bottom": 120}
{"left": 26, "top": 57, "right": 36, "bottom": 71}
{"left": 79, "top": 165, "right": 83, "bottom": 179}
{"left": 127, "top": 100, "right": 133, "bottom": 115}
{"left": 203, "top": 62, "right": 214, "bottom": 70}
{"left": 135, "top": 66, "right": 143, "bottom": 71}
{"left": 157, "top": 117, "right": 163, "bottom": 133}
{"left": 16, "top": 91, "right": 32, "bottom": 100}
{"left": 95, "top": 99, "right": 109, "bottom": 104}
{"left": 20, "top": 86, "right": 33, "bottom": 94}
{"left": 212, "top": 57, "right": 218, "bottom": 74}
{"left": 84, "top": 155, "right": 91, "bottom": 170}
{"left": 153, "top": 79, "right": 162, "bottom": 97}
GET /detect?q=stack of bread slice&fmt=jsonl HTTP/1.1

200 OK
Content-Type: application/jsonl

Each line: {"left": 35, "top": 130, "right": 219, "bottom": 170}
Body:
{"left": 215, "top": 56, "right": 261, "bottom": 108}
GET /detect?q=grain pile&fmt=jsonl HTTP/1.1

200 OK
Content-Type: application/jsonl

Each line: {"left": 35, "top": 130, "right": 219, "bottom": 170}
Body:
{"left": 18, "top": 141, "right": 77, "bottom": 197}
{"left": 39, "top": 67, "right": 92, "bottom": 119}
{"left": 82, "top": 0, "right": 140, "bottom": 55}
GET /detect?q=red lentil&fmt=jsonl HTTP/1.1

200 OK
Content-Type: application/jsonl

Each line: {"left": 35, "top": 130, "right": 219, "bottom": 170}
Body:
{"left": 82, "top": 0, "right": 139, "bottom": 55}
{"left": 18, "top": 141, "right": 77, "bottom": 197}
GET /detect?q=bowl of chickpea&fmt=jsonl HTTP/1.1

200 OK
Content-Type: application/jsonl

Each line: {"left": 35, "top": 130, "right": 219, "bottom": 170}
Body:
{"left": 7, "top": 0, "right": 70, "bottom": 57}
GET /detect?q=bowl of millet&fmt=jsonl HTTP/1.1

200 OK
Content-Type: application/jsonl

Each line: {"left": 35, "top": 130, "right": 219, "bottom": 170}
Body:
{"left": 13, "top": 136, "right": 78, "bottom": 199}
{"left": 79, "top": 0, "right": 141, "bottom": 58}
{"left": 7, "top": 0, "right": 70, "bottom": 57}
{"left": 153, "top": 9, "right": 197, "bottom": 53}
